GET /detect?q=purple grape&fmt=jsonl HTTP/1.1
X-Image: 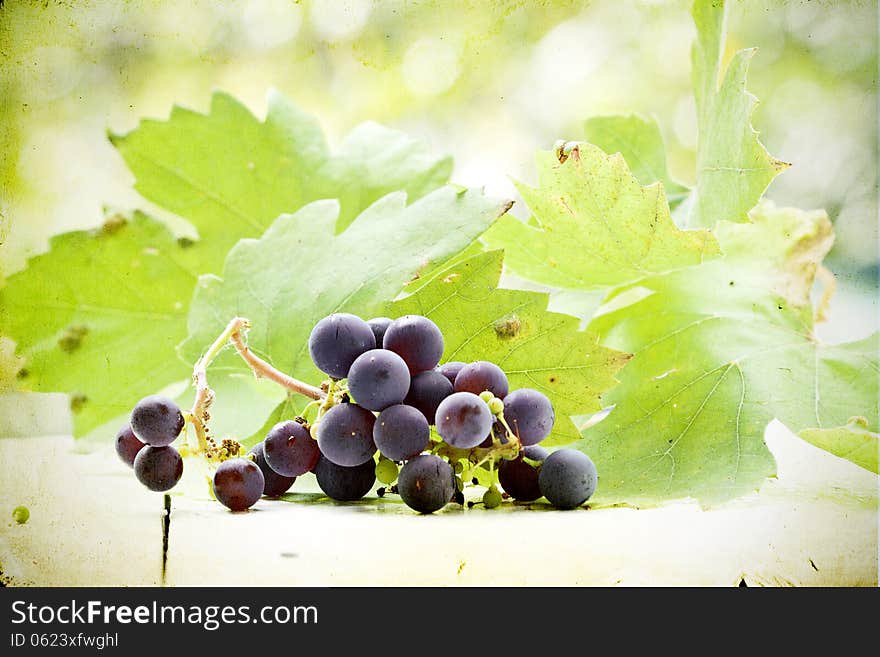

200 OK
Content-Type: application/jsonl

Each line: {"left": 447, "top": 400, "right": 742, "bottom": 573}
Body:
{"left": 523, "top": 444, "right": 550, "bottom": 462}
{"left": 538, "top": 449, "right": 597, "bottom": 509}
{"left": 373, "top": 404, "right": 430, "bottom": 461}
{"left": 398, "top": 454, "right": 455, "bottom": 514}
{"left": 383, "top": 315, "right": 444, "bottom": 374}
{"left": 347, "top": 349, "right": 411, "bottom": 412}
{"left": 314, "top": 455, "right": 375, "bottom": 501}
{"left": 130, "top": 395, "right": 184, "bottom": 446}
{"left": 438, "top": 361, "right": 466, "bottom": 386}
{"left": 315, "top": 403, "right": 377, "bottom": 467}
{"left": 308, "top": 313, "right": 376, "bottom": 379}
{"left": 503, "top": 388, "right": 555, "bottom": 445}
{"left": 134, "top": 445, "right": 183, "bottom": 492}
{"left": 264, "top": 420, "right": 320, "bottom": 476}
{"left": 435, "top": 392, "right": 493, "bottom": 448}
{"left": 453, "top": 361, "right": 509, "bottom": 399}
{"left": 115, "top": 423, "right": 145, "bottom": 467}
{"left": 248, "top": 442, "right": 296, "bottom": 497}
{"left": 367, "top": 317, "right": 392, "bottom": 346}
{"left": 213, "top": 458, "right": 265, "bottom": 511}
{"left": 404, "top": 369, "right": 453, "bottom": 424}
{"left": 498, "top": 456, "right": 542, "bottom": 502}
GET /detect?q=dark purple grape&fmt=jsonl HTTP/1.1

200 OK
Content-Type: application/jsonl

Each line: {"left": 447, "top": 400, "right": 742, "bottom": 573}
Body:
{"left": 373, "top": 404, "right": 430, "bottom": 461}
{"left": 367, "top": 317, "right": 392, "bottom": 346}
{"left": 115, "top": 423, "right": 145, "bottom": 467}
{"left": 435, "top": 392, "right": 493, "bottom": 448}
{"left": 134, "top": 445, "right": 183, "bottom": 492}
{"left": 453, "top": 361, "right": 509, "bottom": 399}
{"left": 404, "top": 369, "right": 453, "bottom": 424}
{"left": 213, "top": 458, "right": 265, "bottom": 511}
{"left": 315, "top": 403, "right": 377, "bottom": 467}
{"left": 264, "top": 420, "right": 320, "bottom": 477}
{"left": 523, "top": 444, "right": 550, "bottom": 462}
{"left": 438, "top": 361, "right": 466, "bottom": 386}
{"left": 314, "top": 455, "right": 375, "bottom": 501}
{"left": 308, "top": 313, "right": 376, "bottom": 379}
{"left": 347, "top": 349, "right": 411, "bottom": 412}
{"left": 538, "top": 449, "right": 597, "bottom": 509}
{"left": 498, "top": 456, "right": 542, "bottom": 502}
{"left": 398, "top": 454, "right": 455, "bottom": 514}
{"left": 249, "top": 442, "right": 296, "bottom": 497}
{"left": 130, "top": 395, "right": 184, "bottom": 446}
{"left": 383, "top": 315, "right": 444, "bottom": 374}
{"left": 503, "top": 388, "right": 555, "bottom": 445}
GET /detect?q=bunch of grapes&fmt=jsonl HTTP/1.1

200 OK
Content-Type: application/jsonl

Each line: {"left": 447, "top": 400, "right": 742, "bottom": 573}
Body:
{"left": 115, "top": 313, "right": 598, "bottom": 514}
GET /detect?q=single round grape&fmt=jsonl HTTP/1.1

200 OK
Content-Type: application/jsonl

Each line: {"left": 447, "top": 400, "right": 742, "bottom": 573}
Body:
{"left": 523, "top": 444, "right": 550, "bottom": 462}
{"left": 397, "top": 455, "right": 455, "bottom": 514}
{"left": 483, "top": 487, "right": 503, "bottom": 508}
{"left": 438, "top": 361, "right": 466, "bottom": 386}
{"left": 538, "top": 449, "right": 597, "bottom": 509}
{"left": 248, "top": 442, "right": 296, "bottom": 497}
{"left": 314, "top": 455, "right": 375, "bottom": 501}
{"left": 213, "top": 458, "right": 265, "bottom": 511}
{"left": 115, "top": 423, "right": 145, "bottom": 467}
{"left": 453, "top": 361, "right": 509, "bottom": 399}
{"left": 264, "top": 420, "right": 320, "bottom": 476}
{"left": 130, "top": 395, "right": 184, "bottom": 446}
{"left": 367, "top": 317, "right": 392, "bottom": 346}
{"left": 375, "top": 458, "right": 399, "bottom": 485}
{"left": 383, "top": 315, "right": 444, "bottom": 374}
{"left": 435, "top": 392, "right": 494, "bottom": 448}
{"left": 134, "top": 445, "right": 183, "bottom": 492}
{"left": 503, "top": 388, "right": 555, "bottom": 446}
{"left": 315, "top": 403, "right": 377, "bottom": 467}
{"left": 498, "top": 456, "right": 542, "bottom": 502}
{"left": 373, "top": 404, "right": 430, "bottom": 461}
{"left": 308, "top": 313, "right": 376, "bottom": 379}
{"left": 347, "top": 349, "right": 411, "bottom": 412}
{"left": 403, "top": 369, "right": 453, "bottom": 424}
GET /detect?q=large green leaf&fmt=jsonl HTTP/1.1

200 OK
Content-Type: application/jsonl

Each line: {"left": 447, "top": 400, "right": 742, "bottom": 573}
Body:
{"left": 584, "top": 115, "right": 689, "bottom": 208}
{"left": 180, "top": 189, "right": 511, "bottom": 440}
{"left": 482, "top": 144, "right": 719, "bottom": 292}
{"left": 686, "top": 0, "right": 788, "bottom": 228}
{"left": 388, "top": 250, "right": 629, "bottom": 446}
{"left": 0, "top": 213, "right": 197, "bottom": 436}
{"left": 576, "top": 203, "right": 877, "bottom": 505}
{"left": 111, "top": 90, "right": 453, "bottom": 264}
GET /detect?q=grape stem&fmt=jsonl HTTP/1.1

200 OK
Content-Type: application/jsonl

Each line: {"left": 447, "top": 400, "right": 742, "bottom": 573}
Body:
{"left": 188, "top": 317, "right": 325, "bottom": 455}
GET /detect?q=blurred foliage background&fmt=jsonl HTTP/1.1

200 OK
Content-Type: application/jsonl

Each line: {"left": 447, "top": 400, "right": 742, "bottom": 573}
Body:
{"left": 0, "top": 0, "right": 876, "bottom": 316}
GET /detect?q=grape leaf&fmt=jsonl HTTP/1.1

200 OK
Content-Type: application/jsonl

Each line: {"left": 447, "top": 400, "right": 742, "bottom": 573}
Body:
{"left": 0, "top": 213, "right": 198, "bottom": 436}
{"left": 686, "top": 0, "right": 788, "bottom": 228}
{"left": 799, "top": 417, "right": 878, "bottom": 475}
{"left": 0, "top": 337, "right": 25, "bottom": 391}
{"left": 180, "top": 189, "right": 511, "bottom": 440}
{"left": 387, "top": 250, "right": 630, "bottom": 446}
{"left": 584, "top": 115, "right": 689, "bottom": 208}
{"left": 482, "top": 144, "right": 719, "bottom": 292}
{"left": 576, "top": 203, "right": 877, "bottom": 505}
{"left": 111, "top": 89, "right": 453, "bottom": 270}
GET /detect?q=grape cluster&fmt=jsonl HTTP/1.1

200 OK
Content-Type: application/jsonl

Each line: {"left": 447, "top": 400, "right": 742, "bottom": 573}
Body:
{"left": 115, "top": 312, "right": 598, "bottom": 514}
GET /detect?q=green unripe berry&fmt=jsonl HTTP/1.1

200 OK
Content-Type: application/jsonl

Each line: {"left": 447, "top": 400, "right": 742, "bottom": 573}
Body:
{"left": 479, "top": 390, "right": 494, "bottom": 403}
{"left": 12, "top": 506, "right": 29, "bottom": 524}
{"left": 482, "top": 487, "right": 502, "bottom": 509}
{"left": 375, "top": 458, "right": 399, "bottom": 485}
{"left": 488, "top": 398, "right": 504, "bottom": 415}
